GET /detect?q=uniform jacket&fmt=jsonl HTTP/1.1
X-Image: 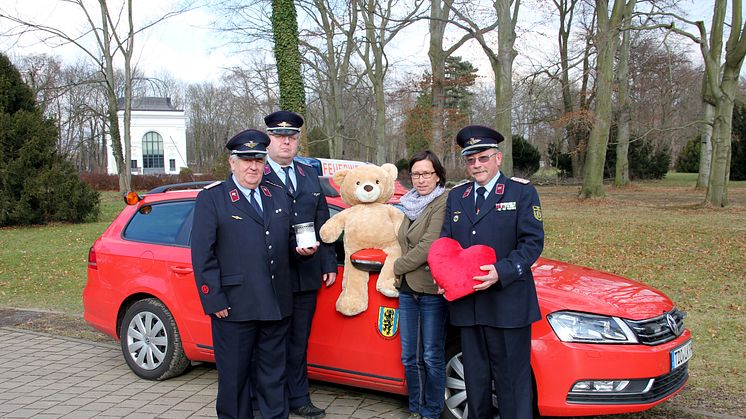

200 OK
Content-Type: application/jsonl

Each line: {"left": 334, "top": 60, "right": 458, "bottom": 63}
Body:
{"left": 394, "top": 192, "right": 447, "bottom": 294}
{"left": 191, "top": 176, "right": 294, "bottom": 321}
{"left": 264, "top": 160, "right": 337, "bottom": 292}
{"left": 440, "top": 173, "right": 544, "bottom": 328}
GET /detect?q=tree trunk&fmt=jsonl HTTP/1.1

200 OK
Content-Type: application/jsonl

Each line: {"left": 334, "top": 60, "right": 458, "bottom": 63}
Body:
{"left": 494, "top": 0, "right": 517, "bottom": 176}
{"left": 580, "top": 0, "right": 632, "bottom": 199}
{"left": 271, "top": 0, "right": 308, "bottom": 153}
{"left": 706, "top": 67, "right": 739, "bottom": 207}
{"left": 696, "top": 102, "right": 714, "bottom": 189}
{"left": 614, "top": 10, "right": 632, "bottom": 187}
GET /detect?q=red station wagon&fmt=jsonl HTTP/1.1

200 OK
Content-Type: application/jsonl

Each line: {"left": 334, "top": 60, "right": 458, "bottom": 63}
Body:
{"left": 83, "top": 158, "right": 692, "bottom": 418}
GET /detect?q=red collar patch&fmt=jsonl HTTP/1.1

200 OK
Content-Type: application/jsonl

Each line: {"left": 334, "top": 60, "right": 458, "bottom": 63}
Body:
{"left": 297, "top": 165, "right": 305, "bottom": 177}
{"left": 495, "top": 183, "right": 505, "bottom": 195}
{"left": 462, "top": 186, "right": 473, "bottom": 198}
{"left": 261, "top": 185, "right": 271, "bottom": 197}
{"left": 264, "top": 165, "right": 271, "bottom": 175}
{"left": 229, "top": 189, "right": 240, "bottom": 202}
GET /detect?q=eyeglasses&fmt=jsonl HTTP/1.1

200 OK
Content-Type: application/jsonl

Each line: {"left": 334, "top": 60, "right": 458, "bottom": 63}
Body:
{"left": 464, "top": 152, "right": 498, "bottom": 166}
{"left": 410, "top": 171, "right": 436, "bottom": 180}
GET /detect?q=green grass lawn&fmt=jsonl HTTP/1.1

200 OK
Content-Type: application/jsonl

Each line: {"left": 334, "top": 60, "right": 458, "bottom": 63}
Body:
{"left": 0, "top": 175, "right": 744, "bottom": 415}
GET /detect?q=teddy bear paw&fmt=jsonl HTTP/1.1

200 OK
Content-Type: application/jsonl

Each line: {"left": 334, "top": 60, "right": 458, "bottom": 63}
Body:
{"left": 376, "top": 284, "right": 399, "bottom": 298}
{"left": 336, "top": 297, "right": 367, "bottom": 316}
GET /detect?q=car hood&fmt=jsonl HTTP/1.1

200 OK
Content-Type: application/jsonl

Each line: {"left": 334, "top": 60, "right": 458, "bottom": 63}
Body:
{"left": 533, "top": 258, "right": 674, "bottom": 321}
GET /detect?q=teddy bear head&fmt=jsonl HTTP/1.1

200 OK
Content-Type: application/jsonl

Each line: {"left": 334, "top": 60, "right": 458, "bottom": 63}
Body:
{"left": 333, "top": 163, "right": 398, "bottom": 206}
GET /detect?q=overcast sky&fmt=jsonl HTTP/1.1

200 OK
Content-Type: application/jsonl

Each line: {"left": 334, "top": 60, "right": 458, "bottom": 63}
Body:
{"left": 0, "top": 0, "right": 721, "bottom": 85}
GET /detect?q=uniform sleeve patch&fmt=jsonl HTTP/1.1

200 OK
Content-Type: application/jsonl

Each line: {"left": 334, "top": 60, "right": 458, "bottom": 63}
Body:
{"left": 533, "top": 205, "right": 543, "bottom": 221}
{"left": 510, "top": 176, "right": 531, "bottom": 184}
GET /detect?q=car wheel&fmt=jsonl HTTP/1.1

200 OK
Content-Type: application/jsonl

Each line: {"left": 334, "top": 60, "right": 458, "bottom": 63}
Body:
{"left": 443, "top": 339, "right": 499, "bottom": 419}
{"left": 120, "top": 298, "right": 190, "bottom": 380}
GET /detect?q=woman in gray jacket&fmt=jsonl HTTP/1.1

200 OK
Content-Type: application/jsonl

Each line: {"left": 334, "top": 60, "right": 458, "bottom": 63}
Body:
{"left": 394, "top": 150, "right": 448, "bottom": 419}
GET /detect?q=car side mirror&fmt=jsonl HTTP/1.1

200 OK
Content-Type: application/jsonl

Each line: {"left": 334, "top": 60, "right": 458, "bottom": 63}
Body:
{"left": 350, "top": 248, "right": 386, "bottom": 272}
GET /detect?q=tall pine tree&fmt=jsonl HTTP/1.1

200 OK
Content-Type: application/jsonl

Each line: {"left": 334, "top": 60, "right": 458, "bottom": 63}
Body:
{"left": 0, "top": 53, "right": 99, "bottom": 226}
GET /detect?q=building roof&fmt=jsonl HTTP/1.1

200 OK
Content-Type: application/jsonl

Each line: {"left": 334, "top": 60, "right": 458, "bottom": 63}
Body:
{"left": 117, "top": 97, "right": 182, "bottom": 111}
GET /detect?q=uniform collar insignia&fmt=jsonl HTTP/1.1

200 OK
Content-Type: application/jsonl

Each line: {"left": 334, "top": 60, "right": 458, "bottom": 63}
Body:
{"left": 297, "top": 165, "right": 305, "bottom": 177}
{"left": 261, "top": 185, "right": 271, "bottom": 197}
{"left": 495, "top": 183, "right": 505, "bottom": 195}
{"left": 462, "top": 185, "right": 472, "bottom": 198}
{"left": 264, "top": 164, "right": 271, "bottom": 175}
{"left": 229, "top": 189, "right": 240, "bottom": 202}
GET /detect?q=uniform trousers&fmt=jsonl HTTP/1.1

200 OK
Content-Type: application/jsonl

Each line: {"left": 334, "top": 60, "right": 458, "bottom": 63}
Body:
{"left": 212, "top": 316, "right": 290, "bottom": 419}
{"left": 460, "top": 324, "right": 533, "bottom": 419}
{"left": 286, "top": 290, "right": 318, "bottom": 409}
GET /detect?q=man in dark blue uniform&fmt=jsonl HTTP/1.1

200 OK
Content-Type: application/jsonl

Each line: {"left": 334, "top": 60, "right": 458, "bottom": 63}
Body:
{"left": 263, "top": 110, "right": 337, "bottom": 418}
{"left": 440, "top": 125, "right": 544, "bottom": 419}
{"left": 191, "top": 129, "right": 299, "bottom": 419}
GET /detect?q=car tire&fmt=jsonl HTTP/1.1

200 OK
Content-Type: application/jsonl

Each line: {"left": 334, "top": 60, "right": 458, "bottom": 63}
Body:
{"left": 119, "top": 298, "right": 190, "bottom": 380}
{"left": 443, "top": 338, "right": 499, "bottom": 419}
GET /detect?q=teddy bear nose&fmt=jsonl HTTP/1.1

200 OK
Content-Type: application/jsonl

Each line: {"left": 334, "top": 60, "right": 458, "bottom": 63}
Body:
{"left": 364, "top": 185, "right": 373, "bottom": 192}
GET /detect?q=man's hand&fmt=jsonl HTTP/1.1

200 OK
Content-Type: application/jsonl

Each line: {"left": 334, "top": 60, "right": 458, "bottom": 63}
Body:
{"left": 296, "top": 242, "right": 320, "bottom": 256}
{"left": 323, "top": 272, "right": 337, "bottom": 287}
{"left": 214, "top": 308, "right": 229, "bottom": 318}
{"left": 473, "top": 264, "right": 499, "bottom": 291}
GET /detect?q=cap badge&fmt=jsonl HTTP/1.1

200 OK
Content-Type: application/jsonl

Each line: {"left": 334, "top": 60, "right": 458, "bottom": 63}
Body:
{"left": 278, "top": 121, "right": 292, "bottom": 127}
{"left": 467, "top": 138, "right": 481, "bottom": 145}
{"left": 244, "top": 141, "right": 257, "bottom": 149}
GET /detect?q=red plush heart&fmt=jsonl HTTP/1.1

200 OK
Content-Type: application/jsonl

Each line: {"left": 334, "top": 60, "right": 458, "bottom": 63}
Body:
{"left": 427, "top": 237, "right": 497, "bottom": 302}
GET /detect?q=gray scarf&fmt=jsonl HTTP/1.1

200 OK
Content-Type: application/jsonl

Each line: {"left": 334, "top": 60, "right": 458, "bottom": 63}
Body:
{"left": 400, "top": 185, "right": 445, "bottom": 220}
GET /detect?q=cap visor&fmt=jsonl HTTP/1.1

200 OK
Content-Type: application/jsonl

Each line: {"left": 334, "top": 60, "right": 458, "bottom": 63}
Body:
{"left": 268, "top": 128, "right": 300, "bottom": 135}
{"left": 462, "top": 144, "right": 498, "bottom": 156}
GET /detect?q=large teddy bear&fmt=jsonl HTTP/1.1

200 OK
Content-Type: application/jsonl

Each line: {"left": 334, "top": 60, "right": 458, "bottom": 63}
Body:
{"left": 319, "top": 163, "right": 404, "bottom": 316}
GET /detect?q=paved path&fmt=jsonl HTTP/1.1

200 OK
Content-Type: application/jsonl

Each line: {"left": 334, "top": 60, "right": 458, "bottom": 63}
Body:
{"left": 0, "top": 327, "right": 410, "bottom": 418}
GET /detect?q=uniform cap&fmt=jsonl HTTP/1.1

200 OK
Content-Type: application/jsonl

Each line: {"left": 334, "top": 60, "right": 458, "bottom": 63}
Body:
{"left": 225, "top": 129, "right": 270, "bottom": 157}
{"left": 456, "top": 125, "right": 504, "bottom": 156}
{"left": 264, "top": 110, "right": 304, "bottom": 135}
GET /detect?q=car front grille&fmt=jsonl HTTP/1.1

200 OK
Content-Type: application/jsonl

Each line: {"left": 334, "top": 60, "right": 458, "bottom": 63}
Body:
{"left": 625, "top": 308, "right": 686, "bottom": 345}
{"left": 566, "top": 364, "right": 689, "bottom": 404}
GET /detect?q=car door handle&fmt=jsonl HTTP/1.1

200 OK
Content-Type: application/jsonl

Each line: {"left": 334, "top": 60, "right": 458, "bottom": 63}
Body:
{"left": 171, "top": 266, "right": 193, "bottom": 275}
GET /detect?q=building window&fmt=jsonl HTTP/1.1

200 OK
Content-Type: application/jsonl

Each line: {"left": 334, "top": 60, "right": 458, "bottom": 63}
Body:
{"left": 142, "top": 131, "right": 164, "bottom": 174}
{"left": 170, "top": 159, "right": 176, "bottom": 172}
{"left": 131, "top": 159, "right": 138, "bottom": 169}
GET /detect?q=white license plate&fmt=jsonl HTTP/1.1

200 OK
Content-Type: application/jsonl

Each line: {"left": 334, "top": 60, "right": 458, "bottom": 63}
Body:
{"left": 670, "top": 340, "right": 693, "bottom": 370}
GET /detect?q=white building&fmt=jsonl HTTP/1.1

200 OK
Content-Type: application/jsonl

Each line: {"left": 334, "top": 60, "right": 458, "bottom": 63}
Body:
{"left": 106, "top": 97, "right": 187, "bottom": 175}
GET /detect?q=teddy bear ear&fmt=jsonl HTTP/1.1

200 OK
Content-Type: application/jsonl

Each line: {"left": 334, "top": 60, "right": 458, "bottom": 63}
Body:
{"left": 333, "top": 169, "right": 350, "bottom": 186}
{"left": 381, "top": 163, "right": 398, "bottom": 180}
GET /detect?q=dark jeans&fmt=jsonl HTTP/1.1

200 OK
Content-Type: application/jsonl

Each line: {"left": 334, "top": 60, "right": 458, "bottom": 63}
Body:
{"left": 399, "top": 291, "right": 448, "bottom": 418}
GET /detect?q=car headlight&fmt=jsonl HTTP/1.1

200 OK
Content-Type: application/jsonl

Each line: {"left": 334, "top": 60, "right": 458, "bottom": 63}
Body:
{"left": 547, "top": 311, "right": 638, "bottom": 344}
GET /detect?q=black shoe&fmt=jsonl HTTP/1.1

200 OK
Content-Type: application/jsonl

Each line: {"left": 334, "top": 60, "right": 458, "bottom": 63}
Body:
{"left": 290, "top": 403, "right": 326, "bottom": 418}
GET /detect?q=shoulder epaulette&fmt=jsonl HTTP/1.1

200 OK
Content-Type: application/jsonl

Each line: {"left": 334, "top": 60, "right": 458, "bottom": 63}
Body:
{"left": 204, "top": 181, "right": 222, "bottom": 190}
{"left": 510, "top": 176, "right": 531, "bottom": 185}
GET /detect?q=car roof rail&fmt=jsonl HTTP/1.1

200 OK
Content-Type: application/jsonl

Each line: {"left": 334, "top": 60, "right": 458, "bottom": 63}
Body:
{"left": 147, "top": 181, "right": 217, "bottom": 194}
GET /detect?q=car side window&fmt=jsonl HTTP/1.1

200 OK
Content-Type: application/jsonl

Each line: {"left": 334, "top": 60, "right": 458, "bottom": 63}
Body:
{"left": 123, "top": 200, "right": 195, "bottom": 247}
{"left": 328, "top": 205, "right": 346, "bottom": 266}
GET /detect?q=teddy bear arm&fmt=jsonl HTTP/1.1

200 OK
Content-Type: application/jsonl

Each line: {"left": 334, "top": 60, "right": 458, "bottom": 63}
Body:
{"left": 319, "top": 210, "right": 348, "bottom": 243}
